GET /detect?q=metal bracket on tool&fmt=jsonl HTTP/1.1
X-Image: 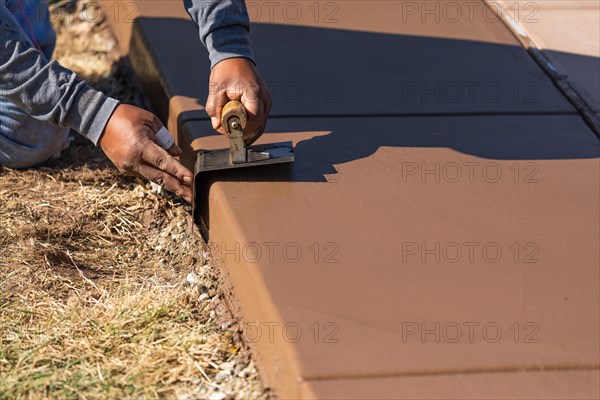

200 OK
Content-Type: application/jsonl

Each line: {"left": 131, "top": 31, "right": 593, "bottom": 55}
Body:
{"left": 223, "top": 100, "right": 248, "bottom": 164}
{"left": 227, "top": 117, "right": 247, "bottom": 164}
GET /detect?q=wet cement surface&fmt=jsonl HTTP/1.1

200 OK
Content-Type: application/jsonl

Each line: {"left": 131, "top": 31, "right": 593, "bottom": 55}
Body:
{"left": 184, "top": 116, "right": 599, "bottom": 392}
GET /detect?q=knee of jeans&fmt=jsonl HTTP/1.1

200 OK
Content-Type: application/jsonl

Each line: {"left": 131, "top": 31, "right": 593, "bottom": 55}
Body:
{"left": 0, "top": 125, "right": 70, "bottom": 169}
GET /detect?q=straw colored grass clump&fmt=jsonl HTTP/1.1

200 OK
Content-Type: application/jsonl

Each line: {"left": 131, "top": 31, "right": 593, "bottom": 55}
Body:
{"left": 0, "top": 160, "right": 265, "bottom": 399}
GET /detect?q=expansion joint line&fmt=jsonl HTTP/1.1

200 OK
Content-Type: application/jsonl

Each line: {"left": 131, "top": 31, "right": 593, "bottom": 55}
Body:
{"left": 305, "top": 363, "right": 600, "bottom": 382}
{"left": 484, "top": 0, "right": 600, "bottom": 138}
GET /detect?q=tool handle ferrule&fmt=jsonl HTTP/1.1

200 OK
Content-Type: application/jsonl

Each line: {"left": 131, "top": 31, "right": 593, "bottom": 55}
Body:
{"left": 221, "top": 100, "right": 247, "bottom": 134}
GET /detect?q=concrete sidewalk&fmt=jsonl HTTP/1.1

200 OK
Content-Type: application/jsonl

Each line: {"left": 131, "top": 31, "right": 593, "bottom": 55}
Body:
{"left": 102, "top": 1, "right": 600, "bottom": 398}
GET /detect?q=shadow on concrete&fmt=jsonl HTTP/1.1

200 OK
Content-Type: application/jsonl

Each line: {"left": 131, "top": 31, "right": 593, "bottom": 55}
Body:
{"left": 130, "top": 19, "right": 600, "bottom": 158}
{"left": 201, "top": 116, "right": 600, "bottom": 186}
{"left": 132, "top": 18, "right": 600, "bottom": 119}
{"left": 130, "top": 18, "right": 600, "bottom": 234}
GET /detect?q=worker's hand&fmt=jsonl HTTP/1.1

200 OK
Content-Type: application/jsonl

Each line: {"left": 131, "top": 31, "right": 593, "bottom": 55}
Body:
{"left": 99, "top": 104, "right": 193, "bottom": 202}
{"left": 206, "top": 57, "right": 271, "bottom": 145}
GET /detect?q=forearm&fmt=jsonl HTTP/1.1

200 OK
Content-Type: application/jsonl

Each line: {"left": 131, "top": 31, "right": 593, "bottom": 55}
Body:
{"left": 0, "top": 4, "right": 118, "bottom": 144}
{"left": 183, "top": 0, "right": 255, "bottom": 68}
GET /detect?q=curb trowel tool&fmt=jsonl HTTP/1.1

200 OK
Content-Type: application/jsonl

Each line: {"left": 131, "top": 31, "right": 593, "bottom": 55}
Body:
{"left": 193, "top": 100, "right": 294, "bottom": 239}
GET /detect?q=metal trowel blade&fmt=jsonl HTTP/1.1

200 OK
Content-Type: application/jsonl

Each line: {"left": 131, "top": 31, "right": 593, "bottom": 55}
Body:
{"left": 195, "top": 141, "right": 294, "bottom": 173}
{"left": 193, "top": 141, "right": 294, "bottom": 239}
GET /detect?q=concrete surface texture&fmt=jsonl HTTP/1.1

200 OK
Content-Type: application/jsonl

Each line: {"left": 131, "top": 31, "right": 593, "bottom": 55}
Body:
{"left": 102, "top": 0, "right": 600, "bottom": 398}
{"left": 497, "top": 0, "right": 600, "bottom": 112}
{"left": 184, "top": 116, "right": 600, "bottom": 398}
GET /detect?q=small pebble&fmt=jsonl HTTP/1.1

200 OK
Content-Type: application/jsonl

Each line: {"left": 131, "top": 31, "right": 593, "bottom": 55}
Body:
{"left": 234, "top": 363, "right": 244, "bottom": 375}
{"left": 208, "top": 392, "right": 227, "bottom": 400}
{"left": 149, "top": 181, "right": 163, "bottom": 194}
{"left": 186, "top": 272, "right": 198, "bottom": 285}
{"left": 215, "top": 370, "right": 230, "bottom": 382}
{"left": 221, "top": 320, "right": 234, "bottom": 330}
{"left": 199, "top": 293, "right": 210, "bottom": 301}
{"left": 220, "top": 361, "right": 235, "bottom": 370}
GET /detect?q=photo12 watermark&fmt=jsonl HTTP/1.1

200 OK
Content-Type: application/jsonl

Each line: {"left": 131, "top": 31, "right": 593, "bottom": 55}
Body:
{"left": 399, "top": 1, "right": 539, "bottom": 24}
{"left": 246, "top": 1, "right": 340, "bottom": 24}
{"left": 402, "top": 321, "right": 540, "bottom": 344}
{"left": 401, "top": 241, "right": 540, "bottom": 264}
{"left": 400, "top": 81, "right": 541, "bottom": 105}
{"left": 208, "top": 241, "right": 340, "bottom": 264}
{"left": 49, "top": 1, "right": 139, "bottom": 25}
{"left": 401, "top": 161, "right": 540, "bottom": 184}
{"left": 238, "top": 321, "right": 340, "bottom": 344}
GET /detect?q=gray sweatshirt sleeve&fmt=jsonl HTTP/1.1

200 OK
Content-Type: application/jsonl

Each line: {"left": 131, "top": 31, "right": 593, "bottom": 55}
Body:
{"left": 183, "top": 0, "right": 255, "bottom": 68}
{"left": 0, "top": 4, "right": 119, "bottom": 144}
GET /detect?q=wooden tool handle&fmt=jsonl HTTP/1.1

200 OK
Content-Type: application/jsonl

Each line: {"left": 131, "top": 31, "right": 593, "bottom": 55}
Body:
{"left": 221, "top": 100, "right": 247, "bottom": 133}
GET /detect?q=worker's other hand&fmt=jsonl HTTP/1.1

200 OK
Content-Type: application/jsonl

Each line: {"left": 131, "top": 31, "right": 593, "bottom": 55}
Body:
{"left": 206, "top": 57, "right": 271, "bottom": 145}
{"left": 99, "top": 104, "right": 193, "bottom": 202}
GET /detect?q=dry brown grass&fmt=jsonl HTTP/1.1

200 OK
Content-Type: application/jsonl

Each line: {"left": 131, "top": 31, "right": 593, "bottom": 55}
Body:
{"left": 0, "top": 1, "right": 267, "bottom": 398}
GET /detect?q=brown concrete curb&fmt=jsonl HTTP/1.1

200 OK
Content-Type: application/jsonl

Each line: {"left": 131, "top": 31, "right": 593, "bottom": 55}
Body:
{"left": 101, "top": 1, "right": 600, "bottom": 398}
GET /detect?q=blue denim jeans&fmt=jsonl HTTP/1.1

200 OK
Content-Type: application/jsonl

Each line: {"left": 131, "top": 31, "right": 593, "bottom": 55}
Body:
{"left": 0, "top": 0, "right": 69, "bottom": 168}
